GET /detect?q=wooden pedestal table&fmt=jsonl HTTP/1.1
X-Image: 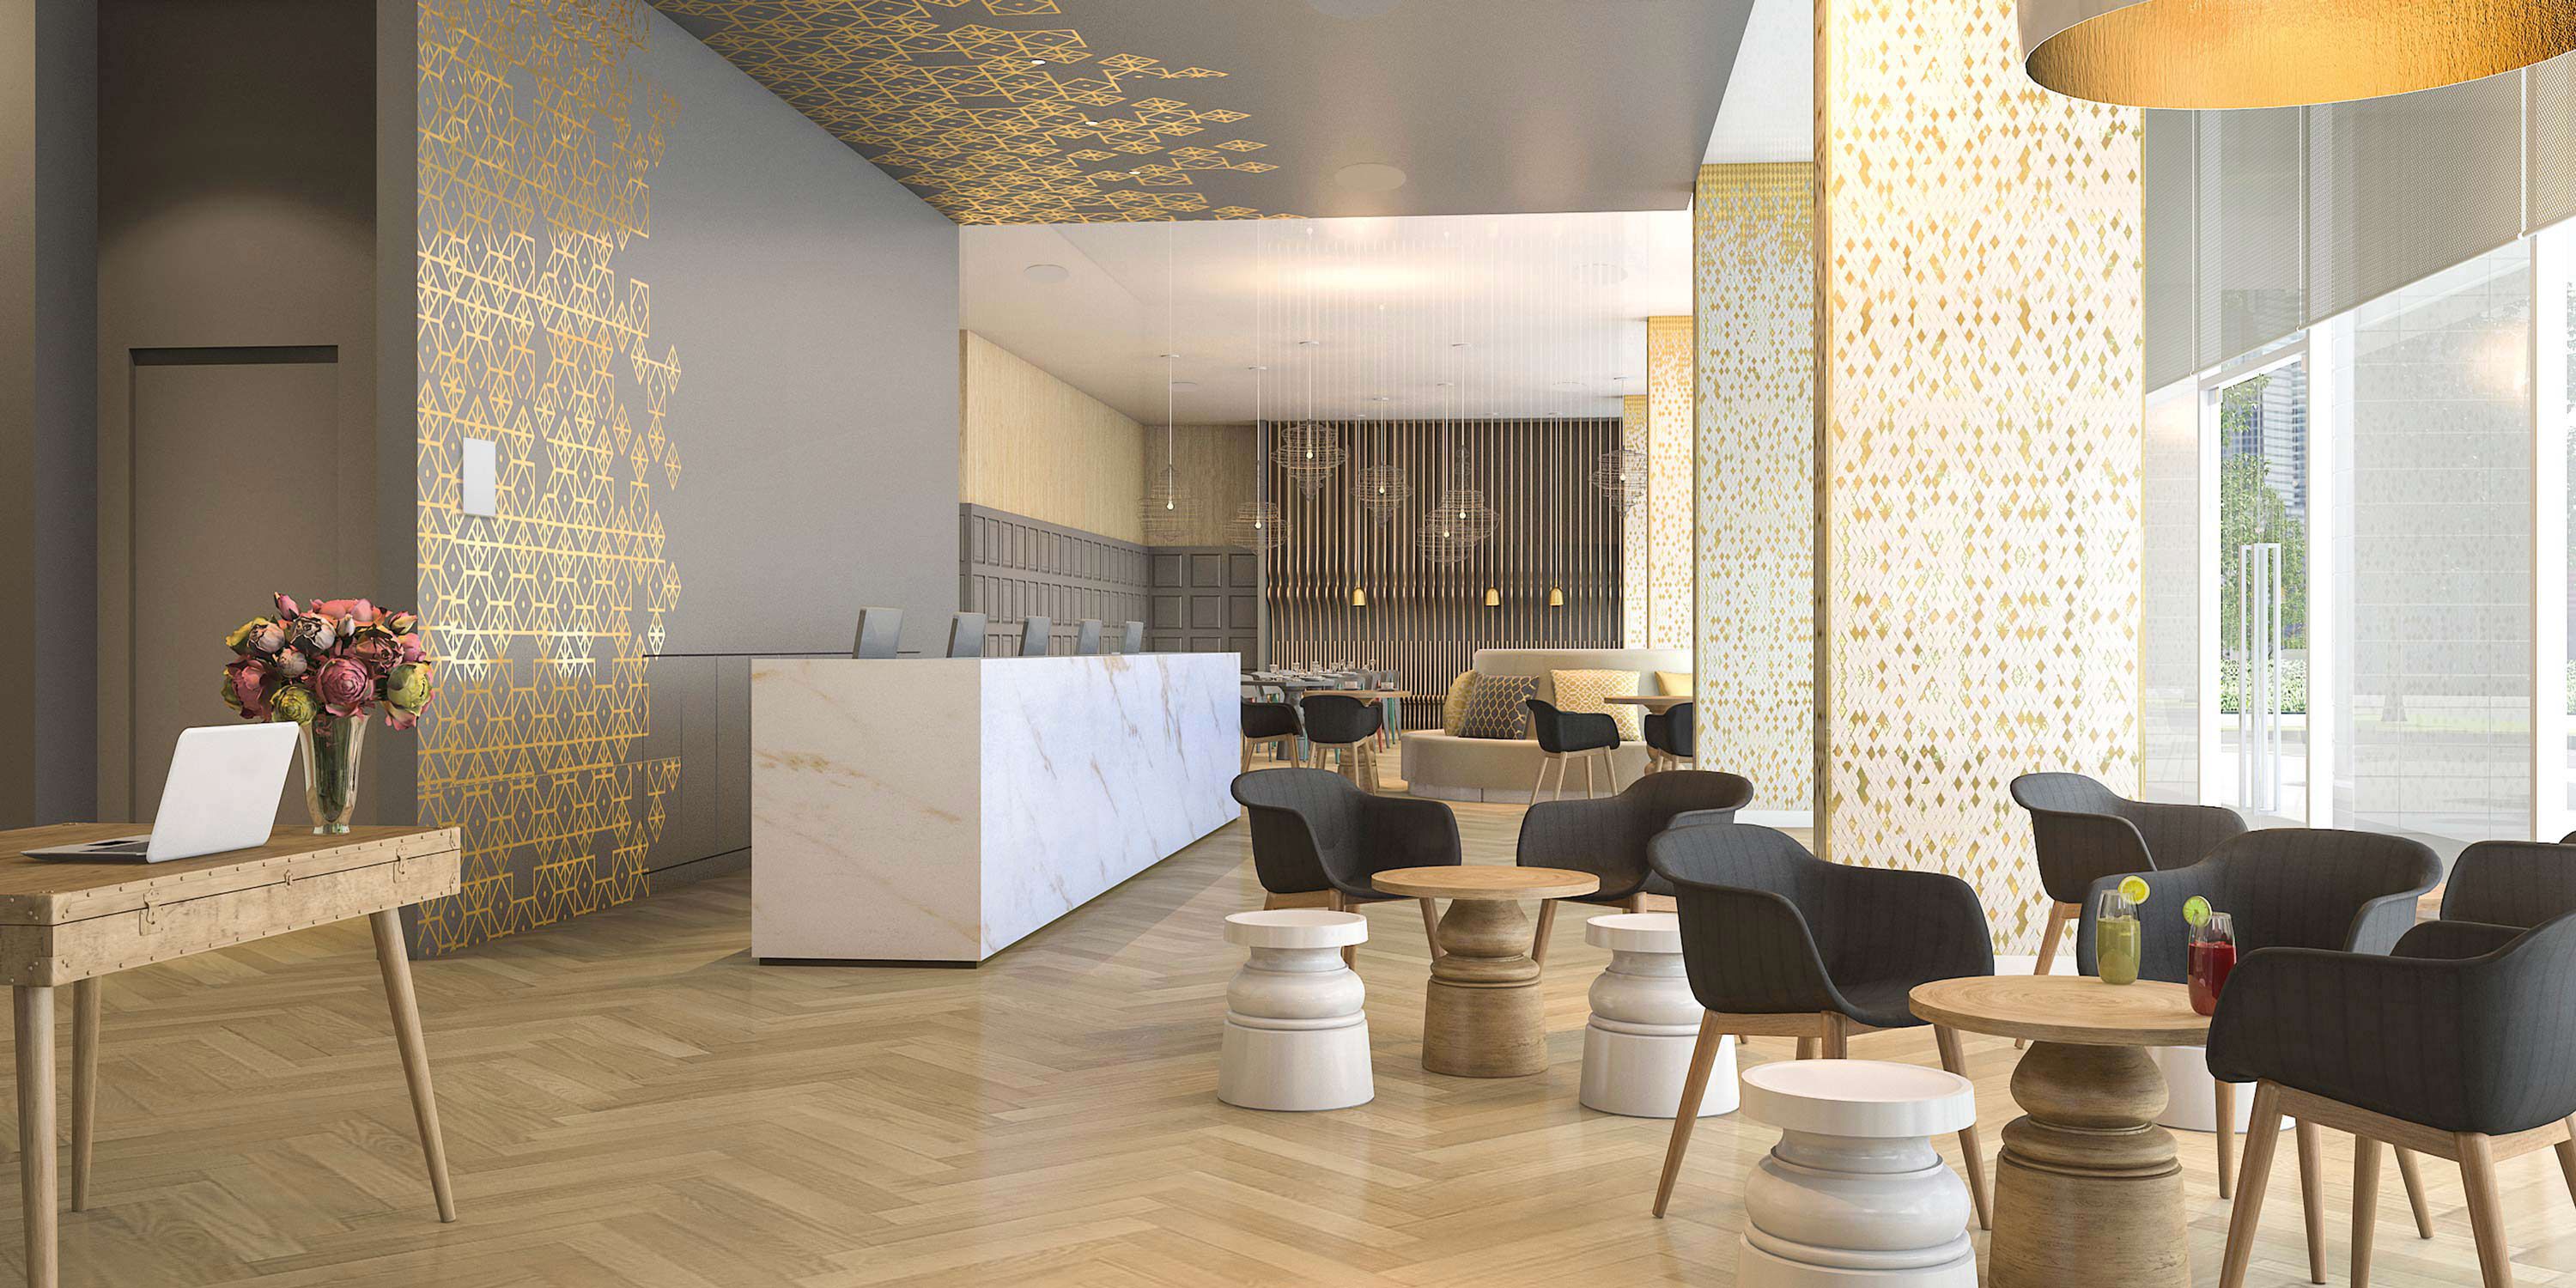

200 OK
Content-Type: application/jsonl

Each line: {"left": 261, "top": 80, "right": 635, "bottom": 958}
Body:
{"left": 1372, "top": 866, "right": 1599, "bottom": 1077}
{"left": 0, "top": 824, "right": 464, "bottom": 1288}
{"left": 1908, "top": 976, "right": 2209, "bottom": 1288}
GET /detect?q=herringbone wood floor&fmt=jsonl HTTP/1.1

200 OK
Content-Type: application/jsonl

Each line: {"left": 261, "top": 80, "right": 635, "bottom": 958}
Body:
{"left": 9, "top": 780, "right": 2573, "bottom": 1285}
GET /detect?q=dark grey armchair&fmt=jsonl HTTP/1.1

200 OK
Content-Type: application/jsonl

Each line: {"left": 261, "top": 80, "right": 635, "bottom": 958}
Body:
{"left": 1513, "top": 769, "right": 1753, "bottom": 964}
{"left": 2076, "top": 825, "right": 2442, "bottom": 1272}
{"left": 2439, "top": 837, "right": 2576, "bottom": 928}
{"left": 1230, "top": 768, "right": 1461, "bottom": 963}
{"left": 2208, "top": 913, "right": 2576, "bottom": 1288}
{"left": 1643, "top": 823, "right": 1995, "bottom": 1229}
{"left": 2010, "top": 773, "right": 2245, "bottom": 975}
{"left": 1525, "top": 698, "right": 1620, "bottom": 800}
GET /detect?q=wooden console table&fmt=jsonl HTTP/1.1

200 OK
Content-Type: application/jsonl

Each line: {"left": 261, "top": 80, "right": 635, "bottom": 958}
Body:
{"left": 0, "top": 823, "right": 464, "bottom": 1287}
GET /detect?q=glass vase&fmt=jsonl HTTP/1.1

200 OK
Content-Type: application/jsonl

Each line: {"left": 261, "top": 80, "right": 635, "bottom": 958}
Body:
{"left": 297, "top": 715, "right": 367, "bottom": 835}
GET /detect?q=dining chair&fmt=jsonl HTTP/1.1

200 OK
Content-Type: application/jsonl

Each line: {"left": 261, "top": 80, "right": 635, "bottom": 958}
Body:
{"left": 1525, "top": 698, "right": 1620, "bottom": 800}
{"left": 1513, "top": 769, "right": 1753, "bottom": 965}
{"left": 2211, "top": 913, "right": 2576, "bottom": 1288}
{"left": 1230, "top": 769, "right": 1463, "bottom": 966}
{"left": 1641, "top": 702, "right": 1694, "bottom": 774}
{"left": 1644, "top": 823, "right": 1996, "bottom": 1230}
{"left": 1301, "top": 694, "right": 1385, "bottom": 792}
{"left": 1240, "top": 700, "right": 1301, "bottom": 772}
{"left": 2010, "top": 772, "right": 2245, "bottom": 978}
{"left": 2079, "top": 826, "right": 2444, "bottom": 1276}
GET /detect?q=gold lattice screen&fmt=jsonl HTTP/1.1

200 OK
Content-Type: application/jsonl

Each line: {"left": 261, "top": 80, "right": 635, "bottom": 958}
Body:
{"left": 412, "top": 0, "right": 685, "bottom": 956}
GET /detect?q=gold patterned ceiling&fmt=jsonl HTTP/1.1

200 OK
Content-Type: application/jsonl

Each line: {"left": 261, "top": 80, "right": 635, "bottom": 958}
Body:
{"left": 649, "top": 0, "right": 1290, "bottom": 223}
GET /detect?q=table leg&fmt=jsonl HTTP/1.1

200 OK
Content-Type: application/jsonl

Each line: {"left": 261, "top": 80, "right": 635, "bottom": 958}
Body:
{"left": 1420, "top": 899, "right": 1546, "bottom": 1078}
{"left": 69, "top": 980, "right": 97, "bottom": 1213}
{"left": 1988, "top": 1041, "right": 2187, "bottom": 1288}
{"left": 370, "top": 910, "right": 458, "bottom": 1222}
{"left": 15, "top": 987, "right": 54, "bottom": 1288}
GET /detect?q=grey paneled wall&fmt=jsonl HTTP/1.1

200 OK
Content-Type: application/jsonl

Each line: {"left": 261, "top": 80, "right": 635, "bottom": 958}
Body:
{"left": 1149, "top": 548, "right": 1260, "bottom": 668}
{"left": 960, "top": 504, "right": 1152, "bottom": 655}
{"left": 1270, "top": 418, "right": 1625, "bottom": 725}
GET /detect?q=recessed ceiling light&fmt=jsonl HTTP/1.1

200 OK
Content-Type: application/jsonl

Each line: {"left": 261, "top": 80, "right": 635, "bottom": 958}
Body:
{"left": 1297, "top": 339, "right": 1321, "bottom": 347}
{"left": 1022, "top": 263, "right": 1070, "bottom": 284}
{"left": 1157, "top": 352, "right": 1182, "bottom": 360}
{"left": 1334, "top": 163, "right": 1407, "bottom": 193}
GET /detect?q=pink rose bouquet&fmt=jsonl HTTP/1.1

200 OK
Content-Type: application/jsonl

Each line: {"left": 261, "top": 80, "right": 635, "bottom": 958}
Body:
{"left": 222, "top": 593, "right": 436, "bottom": 730}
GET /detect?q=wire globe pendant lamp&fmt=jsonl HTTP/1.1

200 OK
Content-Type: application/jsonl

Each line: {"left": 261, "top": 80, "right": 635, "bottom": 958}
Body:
{"left": 1415, "top": 379, "right": 1490, "bottom": 565}
{"left": 1228, "top": 363, "right": 1286, "bottom": 552}
{"left": 1274, "top": 337, "right": 1342, "bottom": 496}
{"left": 2015, "top": 0, "right": 2576, "bottom": 110}
{"left": 1138, "top": 351, "right": 1202, "bottom": 544}
{"left": 1591, "top": 445, "right": 1647, "bottom": 511}
{"left": 1352, "top": 397, "right": 1407, "bottom": 523}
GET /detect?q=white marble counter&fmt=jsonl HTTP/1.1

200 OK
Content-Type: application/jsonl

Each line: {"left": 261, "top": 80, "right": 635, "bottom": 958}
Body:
{"left": 750, "top": 653, "right": 1240, "bottom": 963}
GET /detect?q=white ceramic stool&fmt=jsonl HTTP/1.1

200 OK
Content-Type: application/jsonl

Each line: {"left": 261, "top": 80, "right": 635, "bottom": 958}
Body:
{"left": 1738, "top": 1059, "right": 1979, "bottom": 1288}
{"left": 1218, "top": 909, "right": 1374, "bottom": 1111}
{"left": 2148, "top": 1045, "right": 2261, "bottom": 1132}
{"left": 1580, "top": 913, "right": 1733, "bottom": 1117}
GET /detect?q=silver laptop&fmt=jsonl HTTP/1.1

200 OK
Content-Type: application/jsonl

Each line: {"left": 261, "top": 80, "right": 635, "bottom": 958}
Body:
{"left": 852, "top": 605, "right": 903, "bottom": 659}
{"left": 28, "top": 723, "right": 300, "bottom": 862}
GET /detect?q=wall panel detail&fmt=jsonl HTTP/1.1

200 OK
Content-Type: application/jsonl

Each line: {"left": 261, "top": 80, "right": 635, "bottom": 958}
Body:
{"left": 1820, "top": 0, "right": 2143, "bottom": 949}
{"left": 961, "top": 331, "right": 1145, "bottom": 544}
{"left": 960, "top": 504, "right": 1151, "bottom": 655}
{"left": 1148, "top": 548, "right": 1259, "bottom": 666}
{"left": 1646, "top": 316, "right": 1695, "bottom": 649}
{"left": 1694, "top": 162, "right": 1816, "bottom": 815}
{"left": 1269, "top": 419, "right": 1623, "bottom": 726}
{"left": 415, "top": 0, "right": 683, "bottom": 955}
{"left": 1620, "top": 393, "right": 1649, "bottom": 646}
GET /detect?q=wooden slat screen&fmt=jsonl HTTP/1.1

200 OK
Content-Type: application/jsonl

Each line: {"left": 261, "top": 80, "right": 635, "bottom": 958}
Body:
{"left": 1267, "top": 417, "right": 1625, "bottom": 727}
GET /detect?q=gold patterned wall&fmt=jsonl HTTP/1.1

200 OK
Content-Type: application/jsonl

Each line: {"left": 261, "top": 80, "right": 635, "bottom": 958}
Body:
{"left": 647, "top": 0, "right": 1285, "bottom": 223}
{"left": 1694, "top": 163, "right": 1815, "bottom": 811}
{"left": 1819, "top": 0, "right": 2142, "bottom": 949}
{"left": 415, "top": 0, "right": 684, "bottom": 955}
{"left": 1620, "top": 393, "right": 1649, "bottom": 645}
{"left": 1646, "top": 316, "right": 1694, "bottom": 650}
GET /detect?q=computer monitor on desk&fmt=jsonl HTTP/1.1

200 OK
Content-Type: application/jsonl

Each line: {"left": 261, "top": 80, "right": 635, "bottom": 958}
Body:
{"left": 1073, "top": 619, "right": 1103, "bottom": 655}
{"left": 852, "top": 606, "right": 902, "bottom": 659}
{"left": 1120, "top": 621, "right": 1145, "bottom": 654}
{"left": 1018, "top": 616, "right": 1050, "bottom": 657}
{"left": 946, "top": 612, "right": 987, "bottom": 658}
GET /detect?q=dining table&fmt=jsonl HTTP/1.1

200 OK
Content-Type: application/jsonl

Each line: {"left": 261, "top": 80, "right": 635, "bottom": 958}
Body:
{"left": 1909, "top": 975, "right": 2208, "bottom": 1288}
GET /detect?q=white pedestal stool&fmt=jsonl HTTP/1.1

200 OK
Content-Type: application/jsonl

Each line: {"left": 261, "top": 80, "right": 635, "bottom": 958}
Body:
{"left": 1738, "top": 1059, "right": 1979, "bottom": 1288}
{"left": 1218, "top": 909, "right": 1374, "bottom": 1111}
{"left": 1580, "top": 913, "right": 1733, "bottom": 1117}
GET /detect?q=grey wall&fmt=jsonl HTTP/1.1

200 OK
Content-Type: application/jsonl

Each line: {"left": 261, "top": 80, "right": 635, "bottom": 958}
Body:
{"left": 0, "top": 0, "right": 98, "bottom": 827}
{"left": 960, "top": 504, "right": 1151, "bottom": 656}
{"left": 1149, "top": 548, "right": 1260, "bottom": 669}
{"left": 630, "top": 9, "right": 961, "bottom": 660}
{"left": 94, "top": 0, "right": 384, "bottom": 821}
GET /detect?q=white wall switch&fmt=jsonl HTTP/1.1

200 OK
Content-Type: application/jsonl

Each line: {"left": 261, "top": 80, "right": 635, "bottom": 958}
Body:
{"left": 462, "top": 437, "right": 497, "bottom": 517}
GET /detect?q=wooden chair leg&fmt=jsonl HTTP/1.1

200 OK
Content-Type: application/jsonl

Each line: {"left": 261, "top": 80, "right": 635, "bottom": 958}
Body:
{"left": 1583, "top": 754, "right": 1596, "bottom": 799}
{"left": 71, "top": 976, "right": 99, "bottom": 1213}
{"left": 1795, "top": 1036, "right": 1819, "bottom": 1060}
{"left": 2458, "top": 1132, "right": 2514, "bottom": 1288}
{"left": 2018, "top": 901, "right": 2076, "bottom": 1050}
{"left": 1604, "top": 750, "right": 1625, "bottom": 793}
{"left": 2220, "top": 1083, "right": 2287, "bottom": 1288}
{"left": 2396, "top": 1146, "right": 2435, "bottom": 1238}
{"left": 1531, "top": 899, "right": 1558, "bottom": 967}
{"left": 2296, "top": 1117, "right": 2327, "bottom": 1285}
{"left": 1530, "top": 757, "right": 1548, "bottom": 802}
{"left": 1933, "top": 1025, "right": 1991, "bottom": 1231}
{"left": 1652, "top": 1015, "right": 1725, "bottom": 1218}
{"left": 2354, "top": 1135, "right": 2382, "bottom": 1288}
{"left": 1820, "top": 1013, "right": 1849, "bottom": 1060}
{"left": 2215, "top": 1079, "right": 2239, "bottom": 1199}
{"left": 1418, "top": 897, "right": 1443, "bottom": 961}
{"left": 2555, "top": 1124, "right": 2576, "bottom": 1211}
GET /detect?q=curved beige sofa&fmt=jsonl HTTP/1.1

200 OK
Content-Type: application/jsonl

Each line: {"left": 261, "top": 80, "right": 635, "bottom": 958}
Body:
{"left": 1401, "top": 647, "right": 1692, "bottom": 803}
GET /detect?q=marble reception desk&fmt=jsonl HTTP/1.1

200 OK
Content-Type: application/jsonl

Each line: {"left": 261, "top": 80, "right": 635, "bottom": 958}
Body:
{"left": 750, "top": 653, "right": 1240, "bottom": 963}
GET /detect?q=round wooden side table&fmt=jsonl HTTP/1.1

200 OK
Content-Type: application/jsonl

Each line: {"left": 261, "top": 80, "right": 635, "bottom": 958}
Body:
{"left": 1908, "top": 976, "right": 2210, "bottom": 1288}
{"left": 1372, "top": 866, "right": 1601, "bottom": 1077}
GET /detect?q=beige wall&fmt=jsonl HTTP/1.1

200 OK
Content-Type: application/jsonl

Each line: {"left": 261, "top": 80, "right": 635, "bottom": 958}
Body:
{"left": 1143, "top": 422, "right": 1258, "bottom": 548}
{"left": 960, "top": 331, "right": 1145, "bottom": 543}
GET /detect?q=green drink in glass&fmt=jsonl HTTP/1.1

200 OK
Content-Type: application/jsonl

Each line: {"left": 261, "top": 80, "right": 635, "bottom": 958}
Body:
{"left": 2096, "top": 878, "right": 2148, "bottom": 985}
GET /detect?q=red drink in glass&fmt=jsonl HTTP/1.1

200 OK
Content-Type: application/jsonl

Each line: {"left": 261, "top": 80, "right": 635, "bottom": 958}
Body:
{"left": 2188, "top": 938, "right": 2236, "bottom": 1016}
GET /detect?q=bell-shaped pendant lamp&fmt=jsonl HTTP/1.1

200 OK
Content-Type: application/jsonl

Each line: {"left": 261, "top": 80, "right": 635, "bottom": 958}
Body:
{"left": 2018, "top": 0, "right": 2576, "bottom": 110}
{"left": 1482, "top": 586, "right": 1501, "bottom": 608}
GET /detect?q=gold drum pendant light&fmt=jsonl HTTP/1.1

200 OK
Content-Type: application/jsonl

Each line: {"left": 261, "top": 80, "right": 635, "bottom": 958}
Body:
{"left": 2018, "top": 0, "right": 2576, "bottom": 110}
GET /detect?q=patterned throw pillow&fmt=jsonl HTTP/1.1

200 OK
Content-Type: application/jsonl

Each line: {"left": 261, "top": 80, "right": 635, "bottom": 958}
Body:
{"left": 1657, "top": 670, "right": 1693, "bottom": 698}
{"left": 1460, "top": 673, "right": 1540, "bottom": 739}
{"left": 1552, "top": 669, "right": 1643, "bottom": 740}
{"left": 1442, "top": 671, "right": 1477, "bottom": 736}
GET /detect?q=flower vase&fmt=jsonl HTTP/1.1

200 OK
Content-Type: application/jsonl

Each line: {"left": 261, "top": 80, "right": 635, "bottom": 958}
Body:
{"left": 298, "top": 716, "right": 367, "bottom": 835}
